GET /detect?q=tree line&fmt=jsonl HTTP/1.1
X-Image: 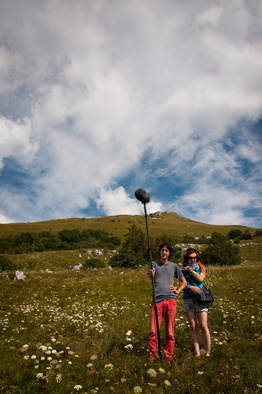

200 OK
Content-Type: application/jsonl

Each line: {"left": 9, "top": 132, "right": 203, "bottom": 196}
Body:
{"left": 108, "top": 224, "right": 248, "bottom": 268}
{"left": 0, "top": 224, "right": 261, "bottom": 271}
{"left": 0, "top": 228, "right": 121, "bottom": 254}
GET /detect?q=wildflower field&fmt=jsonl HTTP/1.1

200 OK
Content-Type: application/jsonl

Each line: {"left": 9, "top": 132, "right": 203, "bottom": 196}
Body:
{"left": 1, "top": 262, "right": 261, "bottom": 394}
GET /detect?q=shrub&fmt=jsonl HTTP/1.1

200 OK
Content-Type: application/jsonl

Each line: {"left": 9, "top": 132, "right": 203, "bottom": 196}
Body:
{"left": 201, "top": 232, "right": 241, "bottom": 266}
{"left": 241, "top": 230, "right": 252, "bottom": 240}
{"left": 0, "top": 255, "right": 17, "bottom": 271}
{"left": 109, "top": 253, "right": 148, "bottom": 268}
{"left": 84, "top": 259, "right": 106, "bottom": 268}
{"left": 228, "top": 228, "right": 243, "bottom": 240}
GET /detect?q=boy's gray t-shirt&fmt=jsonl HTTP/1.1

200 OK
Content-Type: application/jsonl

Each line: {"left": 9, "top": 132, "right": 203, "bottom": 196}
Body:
{"left": 152, "top": 260, "right": 184, "bottom": 303}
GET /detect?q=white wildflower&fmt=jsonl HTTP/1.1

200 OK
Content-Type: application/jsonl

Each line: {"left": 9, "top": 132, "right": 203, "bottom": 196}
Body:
{"left": 73, "top": 384, "right": 83, "bottom": 391}
{"left": 164, "top": 380, "right": 171, "bottom": 386}
{"left": 147, "top": 368, "right": 157, "bottom": 378}
{"left": 133, "top": 386, "right": 142, "bottom": 393}
{"left": 104, "top": 363, "right": 113, "bottom": 370}
{"left": 56, "top": 373, "right": 62, "bottom": 383}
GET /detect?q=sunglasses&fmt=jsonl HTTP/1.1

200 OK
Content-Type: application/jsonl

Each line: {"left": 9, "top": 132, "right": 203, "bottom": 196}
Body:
{"left": 188, "top": 256, "right": 197, "bottom": 260}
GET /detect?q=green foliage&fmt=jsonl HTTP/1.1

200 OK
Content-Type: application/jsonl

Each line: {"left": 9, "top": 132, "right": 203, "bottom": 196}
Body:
{"left": 122, "top": 224, "right": 146, "bottom": 255}
{"left": 228, "top": 228, "right": 243, "bottom": 240}
{"left": 242, "top": 229, "right": 252, "bottom": 240}
{"left": 0, "top": 229, "right": 121, "bottom": 254}
{"left": 0, "top": 255, "right": 17, "bottom": 271}
{"left": 109, "top": 252, "right": 148, "bottom": 268}
{"left": 108, "top": 236, "right": 121, "bottom": 246}
{"left": 109, "top": 224, "right": 149, "bottom": 268}
{"left": 84, "top": 259, "right": 106, "bottom": 268}
{"left": 58, "top": 229, "right": 81, "bottom": 243}
{"left": 228, "top": 228, "right": 253, "bottom": 241}
{"left": 201, "top": 232, "right": 241, "bottom": 266}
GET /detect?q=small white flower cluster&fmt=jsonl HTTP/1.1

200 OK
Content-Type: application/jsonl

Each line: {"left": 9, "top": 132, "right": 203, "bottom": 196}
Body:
{"left": 73, "top": 385, "right": 83, "bottom": 391}
{"left": 124, "top": 330, "right": 134, "bottom": 351}
{"left": 104, "top": 363, "right": 114, "bottom": 370}
{"left": 133, "top": 386, "right": 142, "bottom": 393}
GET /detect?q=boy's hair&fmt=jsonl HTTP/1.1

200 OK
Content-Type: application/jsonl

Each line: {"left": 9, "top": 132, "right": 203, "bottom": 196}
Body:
{"left": 159, "top": 242, "right": 173, "bottom": 256}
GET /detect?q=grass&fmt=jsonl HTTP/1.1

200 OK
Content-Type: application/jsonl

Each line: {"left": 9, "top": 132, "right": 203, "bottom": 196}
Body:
{"left": 1, "top": 261, "right": 262, "bottom": 394}
{"left": 0, "top": 214, "right": 261, "bottom": 393}
{"left": 0, "top": 212, "right": 257, "bottom": 241}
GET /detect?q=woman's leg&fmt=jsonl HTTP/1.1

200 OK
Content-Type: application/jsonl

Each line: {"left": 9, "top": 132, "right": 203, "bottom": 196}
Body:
{"left": 197, "top": 311, "right": 211, "bottom": 355}
{"left": 186, "top": 311, "right": 201, "bottom": 357}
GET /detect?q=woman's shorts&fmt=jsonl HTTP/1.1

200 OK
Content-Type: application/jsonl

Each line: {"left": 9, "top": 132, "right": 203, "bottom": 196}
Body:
{"left": 183, "top": 298, "right": 209, "bottom": 313}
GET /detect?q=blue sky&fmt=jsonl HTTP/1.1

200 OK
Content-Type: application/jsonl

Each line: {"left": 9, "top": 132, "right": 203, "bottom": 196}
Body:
{"left": 0, "top": 0, "right": 261, "bottom": 228}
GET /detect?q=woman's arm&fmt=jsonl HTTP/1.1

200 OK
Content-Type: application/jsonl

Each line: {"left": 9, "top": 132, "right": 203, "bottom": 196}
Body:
{"left": 183, "top": 266, "right": 206, "bottom": 282}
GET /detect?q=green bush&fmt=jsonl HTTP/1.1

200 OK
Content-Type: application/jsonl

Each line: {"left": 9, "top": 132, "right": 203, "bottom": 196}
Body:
{"left": 109, "top": 252, "right": 148, "bottom": 268}
{"left": 228, "top": 228, "right": 243, "bottom": 240}
{"left": 84, "top": 259, "right": 106, "bottom": 268}
{"left": 0, "top": 255, "right": 17, "bottom": 271}
{"left": 201, "top": 231, "right": 241, "bottom": 266}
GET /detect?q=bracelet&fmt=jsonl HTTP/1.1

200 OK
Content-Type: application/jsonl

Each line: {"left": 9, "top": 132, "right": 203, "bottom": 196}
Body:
{"left": 189, "top": 268, "right": 194, "bottom": 274}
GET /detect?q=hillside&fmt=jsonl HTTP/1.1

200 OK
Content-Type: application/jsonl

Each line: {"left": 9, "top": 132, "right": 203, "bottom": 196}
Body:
{"left": 1, "top": 212, "right": 260, "bottom": 271}
{"left": 0, "top": 211, "right": 257, "bottom": 241}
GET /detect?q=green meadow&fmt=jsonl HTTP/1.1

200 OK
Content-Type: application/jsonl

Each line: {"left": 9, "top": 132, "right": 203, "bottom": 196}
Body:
{"left": 0, "top": 214, "right": 261, "bottom": 393}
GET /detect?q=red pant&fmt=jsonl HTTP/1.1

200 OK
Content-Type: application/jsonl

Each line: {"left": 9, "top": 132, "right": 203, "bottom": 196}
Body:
{"left": 148, "top": 298, "right": 177, "bottom": 358}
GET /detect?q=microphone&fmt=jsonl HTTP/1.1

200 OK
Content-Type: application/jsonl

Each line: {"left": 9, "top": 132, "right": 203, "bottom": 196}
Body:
{"left": 135, "top": 188, "right": 151, "bottom": 204}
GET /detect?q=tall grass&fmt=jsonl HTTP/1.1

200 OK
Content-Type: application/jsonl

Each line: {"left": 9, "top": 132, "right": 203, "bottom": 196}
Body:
{"left": 1, "top": 261, "right": 261, "bottom": 393}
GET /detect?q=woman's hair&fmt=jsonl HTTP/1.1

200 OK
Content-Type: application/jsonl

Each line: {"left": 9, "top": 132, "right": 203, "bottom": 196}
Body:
{"left": 159, "top": 242, "right": 173, "bottom": 256}
{"left": 182, "top": 248, "right": 205, "bottom": 273}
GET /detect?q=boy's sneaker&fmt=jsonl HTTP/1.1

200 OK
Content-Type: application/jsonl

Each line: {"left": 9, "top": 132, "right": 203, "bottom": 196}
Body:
{"left": 149, "top": 350, "right": 159, "bottom": 363}
{"left": 164, "top": 351, "right": 172, "bottom": 364}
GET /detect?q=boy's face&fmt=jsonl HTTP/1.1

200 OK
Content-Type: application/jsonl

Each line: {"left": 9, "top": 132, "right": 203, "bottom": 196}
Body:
{"left": 160, "top": 246, "right": 170, "bottom": 258}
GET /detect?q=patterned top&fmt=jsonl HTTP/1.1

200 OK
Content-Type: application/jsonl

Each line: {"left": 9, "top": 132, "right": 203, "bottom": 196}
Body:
{"left": 182, "top": 263, "right": 204, "bottom": 300}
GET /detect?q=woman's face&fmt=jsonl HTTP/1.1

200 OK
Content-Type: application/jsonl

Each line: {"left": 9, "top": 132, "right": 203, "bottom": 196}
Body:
{"left": 187, "top": 253, "right": 197, "bottom": 263}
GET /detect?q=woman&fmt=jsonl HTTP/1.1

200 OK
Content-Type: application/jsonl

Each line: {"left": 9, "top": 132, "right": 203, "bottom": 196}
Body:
{"left": 182, "top": 248, "right": 211, "bottom": 357}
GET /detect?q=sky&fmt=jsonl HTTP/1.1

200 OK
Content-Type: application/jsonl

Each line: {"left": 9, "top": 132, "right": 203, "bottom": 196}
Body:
{"left": 0, "top": 0, "right": 261, "bottom": 228}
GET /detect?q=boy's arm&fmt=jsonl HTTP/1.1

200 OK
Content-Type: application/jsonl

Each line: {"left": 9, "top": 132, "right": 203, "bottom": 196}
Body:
{"left": 170, "top": 276, "right": 187, "bottom": 295}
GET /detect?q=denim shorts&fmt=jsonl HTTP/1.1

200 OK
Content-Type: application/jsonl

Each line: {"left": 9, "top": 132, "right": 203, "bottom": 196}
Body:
{"left": 183, "top": 298, "right": 209, "bottom": 313}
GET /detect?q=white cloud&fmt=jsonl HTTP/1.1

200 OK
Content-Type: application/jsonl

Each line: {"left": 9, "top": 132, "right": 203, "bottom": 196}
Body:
{"left": 97, "top": 186, "right": 163, "bottom": 216}
{"left": 0, "top": 116, "right": 37, "bottom": 170}
{"left": 0, "top": 213, "right": 14, "bottom": 224}
{"left": 0, "top": 0, "right": 261, "bottom": 226}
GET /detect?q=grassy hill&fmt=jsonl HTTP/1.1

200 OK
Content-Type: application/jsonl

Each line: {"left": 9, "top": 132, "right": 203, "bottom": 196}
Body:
{"left": 0, "top": 211, "right": 257, "bottom": 241}
{"left": 1, "top": 212, "right": 261, "bottom": 271}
